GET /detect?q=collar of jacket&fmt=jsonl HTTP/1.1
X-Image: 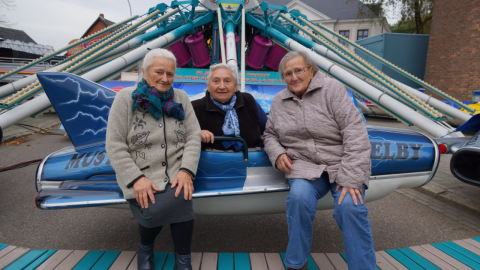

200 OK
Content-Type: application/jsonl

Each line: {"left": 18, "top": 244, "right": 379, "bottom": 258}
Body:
{"left": 279, "top": 72, "right": 325, "bottom": 100}
{"left": 205, "top": 91, "right": 246, "bottom": 115}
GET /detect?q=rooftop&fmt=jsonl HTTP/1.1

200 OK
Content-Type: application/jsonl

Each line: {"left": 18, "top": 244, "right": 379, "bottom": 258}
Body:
{"left": 0, "top": 27, "right": 37, "bottom": 44}
{"left": 276, "top": 0, "right": 377, "bottom": 20}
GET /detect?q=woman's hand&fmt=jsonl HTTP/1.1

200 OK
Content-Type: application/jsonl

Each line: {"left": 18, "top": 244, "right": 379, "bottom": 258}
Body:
{"left": 200, "top": 130, "right": 214, "bottom": 143}
{"left": 171, "top": 170, "right": 194, "bottom": 200}
{"left": 134, "top": 177, "right": 160, "bottom": 209}
{"left": 335, "top": 185, "right": 364, "bottom": 206}
{"left": 276, "top": 153, "right": 293, "bottom": 174}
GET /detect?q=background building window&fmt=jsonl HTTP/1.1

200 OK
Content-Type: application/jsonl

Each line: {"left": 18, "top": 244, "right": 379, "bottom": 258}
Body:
{"left": 339, "top": 30, "right": 350, "bottom": 48}
{"left": 357, "top": 30, "right": 369, "bottom": 40}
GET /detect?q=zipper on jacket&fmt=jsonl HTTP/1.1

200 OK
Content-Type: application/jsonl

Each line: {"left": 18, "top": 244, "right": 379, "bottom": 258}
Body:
{"left": 162, "top": 116, "right": 170, "bottom": 182}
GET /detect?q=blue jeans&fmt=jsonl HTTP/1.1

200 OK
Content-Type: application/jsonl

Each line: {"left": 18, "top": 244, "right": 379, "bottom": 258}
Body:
{"left": 285, "top": 174, "right": 376, "bottom": 269}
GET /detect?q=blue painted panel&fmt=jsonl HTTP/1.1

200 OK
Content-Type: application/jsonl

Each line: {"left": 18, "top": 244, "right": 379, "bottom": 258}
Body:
{"left": 72, "top": 250, "right": 105, "bottom": 270}
{"left": 431, "top": 243, "right": 480, "bottom": 269}
{"left": 162, "top": 252, "right": 175, "bottom": 270}
{"left": 0, "top": 244, "right": 7, "bottom": 250}
{"left": 234, "top": 253, "right": 251, "bottom": 270}
{"left": 3, "top": 249, "right": 48, "bottom": 270}
{"left": 42, "top": 144, "right": 114, "bottom": 181}
{"left": 153, "top": 252, "right": 168, "bottom": 270}
{"left": 367, "top": 127, "right": 435, "bottom": 175}
{"left": 218, "top": 253, "right": 234, "bottom": 270}
{"left": 194, "top": 150, "right": 271, "bottom": 192}
{"left": 442, "top": 242, "right": 480, "bottom": 263}
{"left": 307, "top": 255, "right": 319, "bottom": 270}
{"left": 356, "top": 33, "right": 430, "bottom": 89}
{"left": 398, "top": 248, "right": 441, "bottom": 270}
{"left": 37, "top": 73, "right": 116, "bottom": 148}
{"left": 91, "top": 251, "right": 121, "bottom": 270}
{"left": 385, "top": 249, "right": 423, "bottom": 270}
{"left": 22, "top": 250, "right": 57, "bottom": 270}
{"left": 280, "top": 253, "right": 287, "bottom": 269}
{"left": 355, "top": 34, "right": 384, "bottom": 72}
{"left": 340, "top": 253, "right": 379, "bottom": 270}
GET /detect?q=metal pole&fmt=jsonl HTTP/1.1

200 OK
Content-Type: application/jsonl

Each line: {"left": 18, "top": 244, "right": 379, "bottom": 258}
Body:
{"left": 240, "top": 8, "right": 245, "bottom": 92}
{"left": 127, "top": 0, "right": 132, "bottom": 18}
{"left": 217, "top": 8, "right": 226, "bottom": 64}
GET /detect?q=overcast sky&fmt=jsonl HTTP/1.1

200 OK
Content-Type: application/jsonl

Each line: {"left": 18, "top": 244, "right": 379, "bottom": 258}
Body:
{"left": 3, "top": 0, "right": 400, "bottom": 50}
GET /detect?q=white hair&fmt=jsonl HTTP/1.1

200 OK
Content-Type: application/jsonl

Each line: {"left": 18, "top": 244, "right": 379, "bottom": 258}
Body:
{"left": 142, "top": 48, "right": 177, "bottom": 71}
{"left": 278, "top": 51, "right": 319, "bottom": 79}
{"left": 207, "top": 63, "right": 239, "bottom": 88}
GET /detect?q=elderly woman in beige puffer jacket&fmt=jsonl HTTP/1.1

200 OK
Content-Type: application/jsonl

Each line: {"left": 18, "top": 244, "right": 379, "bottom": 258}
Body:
{"left": 263, "top": 51, "right": 375, "bottom": 270}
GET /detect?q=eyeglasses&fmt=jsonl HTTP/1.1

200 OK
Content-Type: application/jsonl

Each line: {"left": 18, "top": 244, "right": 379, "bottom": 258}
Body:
{"left": 284, "top": 67, "right": 311, "bottom": 79}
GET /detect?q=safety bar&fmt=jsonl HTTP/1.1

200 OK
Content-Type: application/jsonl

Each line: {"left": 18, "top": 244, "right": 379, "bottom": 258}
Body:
{"left": 214, "top": 136, "right": 248, "bottom": 162}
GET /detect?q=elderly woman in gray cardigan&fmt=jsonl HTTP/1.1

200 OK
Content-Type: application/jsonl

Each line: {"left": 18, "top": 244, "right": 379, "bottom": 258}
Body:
{"left": 263, "top": 51, "right": 375, "bottom": 270}
{"left": 106, "top": 49, "right": 201, "bottom": 270}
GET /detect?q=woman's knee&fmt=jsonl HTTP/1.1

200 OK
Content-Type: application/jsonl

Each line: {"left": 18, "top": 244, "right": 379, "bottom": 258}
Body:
{"left": 287, "top": 180, "right": 317, "bottom": 207}
{"left": 334, "top": 195, "right": 368, "bottom": 218}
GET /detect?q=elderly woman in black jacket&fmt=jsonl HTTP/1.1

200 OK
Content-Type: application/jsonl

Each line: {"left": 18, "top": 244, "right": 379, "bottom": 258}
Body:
{"left": 192, "top": 63, "right": 267, "bottom": 151}
{"left": 106, "top": 48, "right": 201, "bottom": 270}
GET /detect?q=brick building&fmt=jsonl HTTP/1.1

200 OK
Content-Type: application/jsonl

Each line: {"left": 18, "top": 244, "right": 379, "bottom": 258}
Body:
{"left": 424, "top": 0, "right": 480, "bottom": 101}
{"left": 81, "top": 14, "right": 115, "bottom": 39}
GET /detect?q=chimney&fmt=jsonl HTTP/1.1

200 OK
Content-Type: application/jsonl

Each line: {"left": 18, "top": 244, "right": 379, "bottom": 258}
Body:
{"left": 99, "top": 14, "right": 104, "bottom": 18}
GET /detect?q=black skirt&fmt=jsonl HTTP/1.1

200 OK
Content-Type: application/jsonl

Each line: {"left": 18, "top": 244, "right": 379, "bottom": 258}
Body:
{"left": 128, "top": 184, "right": 194, "bottom": 228}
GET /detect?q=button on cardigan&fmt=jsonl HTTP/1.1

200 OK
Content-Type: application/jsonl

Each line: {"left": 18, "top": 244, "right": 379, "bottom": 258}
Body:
{"left": 106, "top": 86, "right": 201, "bottom": 200}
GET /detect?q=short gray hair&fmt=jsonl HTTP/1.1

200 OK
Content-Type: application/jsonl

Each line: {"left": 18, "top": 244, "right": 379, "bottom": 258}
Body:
{"left": 207, "top": 63, "right": 239, "bottom": 88}
{"left": 142, "top": 48, "right": 177, "bottom": 71}
{"left": 278, "top": 51, "right": 319, "bottom": 79}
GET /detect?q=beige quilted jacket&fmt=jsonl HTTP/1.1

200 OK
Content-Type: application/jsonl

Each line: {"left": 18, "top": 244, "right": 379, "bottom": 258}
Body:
{"left": 263, "top": 73, "right": 371, "bottom": 189}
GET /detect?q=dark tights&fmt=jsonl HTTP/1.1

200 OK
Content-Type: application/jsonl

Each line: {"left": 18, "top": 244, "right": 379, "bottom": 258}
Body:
{"left": 139, "top": 219, "right": 194, "bottom": 255}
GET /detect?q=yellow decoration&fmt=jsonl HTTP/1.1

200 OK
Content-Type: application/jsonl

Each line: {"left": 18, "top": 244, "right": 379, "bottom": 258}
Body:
{"left": 460, "top": 102, "right": 480, "bottom": 114}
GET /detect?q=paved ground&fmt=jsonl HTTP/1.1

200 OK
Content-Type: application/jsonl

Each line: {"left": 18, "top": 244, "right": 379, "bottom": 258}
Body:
{"left": 1, "top": 112, "right": 60, "bottom": 142}
{"left": 0, "top": 115, "right": 479, "bottom": 254}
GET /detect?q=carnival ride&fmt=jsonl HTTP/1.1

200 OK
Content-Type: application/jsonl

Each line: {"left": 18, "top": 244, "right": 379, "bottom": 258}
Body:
{"left": 0, "top": 0, "right": 476, "bottom": 211}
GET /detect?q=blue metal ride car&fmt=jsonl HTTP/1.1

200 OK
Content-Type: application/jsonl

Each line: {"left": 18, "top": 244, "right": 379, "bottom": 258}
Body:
{"left": 34, "top": 73, "right": 439, "bottom": 215}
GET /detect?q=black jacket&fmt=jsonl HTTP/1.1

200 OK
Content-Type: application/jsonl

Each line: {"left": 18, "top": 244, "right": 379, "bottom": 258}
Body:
{"left": 192, "top": 91, "right": 263, "bottom": 151}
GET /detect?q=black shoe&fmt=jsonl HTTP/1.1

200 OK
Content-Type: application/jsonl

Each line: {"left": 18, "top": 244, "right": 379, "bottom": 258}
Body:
{"left": 137, "top": 243, "right": 155, "bottom": 270}
{"left": 174, "top": 253, "right": 192, "bottom": 270}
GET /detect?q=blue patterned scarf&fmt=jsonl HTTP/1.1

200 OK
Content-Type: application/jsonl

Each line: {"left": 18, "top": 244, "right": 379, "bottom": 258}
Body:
{"left": 210, "top": 94, "right": 243, "bottom": 151}
{"left": 132, "top": 79, "right": 185, "bottom": 120}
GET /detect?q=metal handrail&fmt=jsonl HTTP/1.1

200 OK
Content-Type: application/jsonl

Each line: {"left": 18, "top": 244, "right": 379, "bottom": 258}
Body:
{"left": 0, "top": 57, "right": 59, "bottom": 66}
{"left": 214, "top": 136, "right": 249, "bottom": 162}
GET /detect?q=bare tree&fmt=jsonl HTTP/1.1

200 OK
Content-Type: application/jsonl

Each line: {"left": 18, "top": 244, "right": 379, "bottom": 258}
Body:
{"left": 0, "top": 0, "right": 16, "bottom": 27}
{"left": 349, "top": 0, "right": 434, "bottom": 34}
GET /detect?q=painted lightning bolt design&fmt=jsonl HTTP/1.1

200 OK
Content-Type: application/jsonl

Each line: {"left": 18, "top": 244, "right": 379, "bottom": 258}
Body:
{"left": 80, "top": 127, "right": 107, "bottom": 136}
{"left": 41, "top": 76, "right": 114, "bottom": 137}
{"left": 85, "top": 105, "right": 111, "bottom": 111}
{"left": 66, "top": 112, "right": 108, "bottom": 124}
{"left": 40, "top": 76, "right": 115, "bottom": 105}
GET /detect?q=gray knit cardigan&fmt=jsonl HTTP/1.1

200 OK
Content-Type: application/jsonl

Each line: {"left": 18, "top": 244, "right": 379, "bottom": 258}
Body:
{"left": 106, "top": 86, "right": 201, "bottom": 200}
